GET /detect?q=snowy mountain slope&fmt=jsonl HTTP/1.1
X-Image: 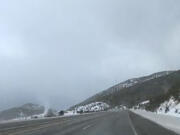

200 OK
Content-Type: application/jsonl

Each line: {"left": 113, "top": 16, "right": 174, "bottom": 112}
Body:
{"left": 145, "top": 79, "right": 180, "bottom": 111}
{"left": 132, "top": 97, "right": 180, "bottom": 118}
{"left": 157, "top": 97, "right": 180, "bottom": 117}
{"left": 81, "top": 71, "right": 173, "bottom": 105}
{"left": 0, "top": 103, "right": 45, "bottom": 121}
{"left": 71, "top": 70, "right": 180, "bottom": 113}
{"left": 131, "top": 78, "right": 180, "bottom": 118}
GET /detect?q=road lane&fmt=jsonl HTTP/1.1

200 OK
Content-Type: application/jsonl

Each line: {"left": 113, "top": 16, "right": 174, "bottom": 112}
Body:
{"left": 70, "top": 111, "right": 136, "bottom": 135}
{"left": 0, "top": 112, "right": 106, "bottom": 135}
{"left": 0, "top": 111, "right": 179, "bottom": 135}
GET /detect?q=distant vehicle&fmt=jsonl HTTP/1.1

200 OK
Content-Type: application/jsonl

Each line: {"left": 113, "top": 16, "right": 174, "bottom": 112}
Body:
{"left": 59, "top": 110, "right": 64, "bottom": 116}
{"left": 77, "top": 110, "right": 83, "bottom": 114}
{"left": 31, "top": 115, "right": 38, "bottom": 119}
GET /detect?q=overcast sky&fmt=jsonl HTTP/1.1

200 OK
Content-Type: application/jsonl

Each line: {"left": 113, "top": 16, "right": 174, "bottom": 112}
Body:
{"left": 0, "top": 0, "right": 180, "bottom": 111}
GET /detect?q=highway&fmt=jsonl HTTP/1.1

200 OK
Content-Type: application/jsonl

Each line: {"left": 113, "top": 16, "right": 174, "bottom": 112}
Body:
{"left": 0, "top": 110, "right": 179, "bottom": 135}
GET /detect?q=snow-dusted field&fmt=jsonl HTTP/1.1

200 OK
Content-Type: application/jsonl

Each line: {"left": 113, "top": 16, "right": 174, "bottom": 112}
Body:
{"left": 132, "top": 110, "right": 180, "bottom": 134}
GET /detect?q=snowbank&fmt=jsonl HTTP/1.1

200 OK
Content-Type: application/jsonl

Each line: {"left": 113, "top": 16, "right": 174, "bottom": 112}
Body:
{"left": 132, "top": 110, "right": 180, "bottom": 134}
{"left": 75, "top": 102, "right": 109, "bottom": 113}
{"left": 157, "top": 97, "right": 180, "bottom": 117}
{"left": 64, "top": 111, "right": 78, "bottom": 116}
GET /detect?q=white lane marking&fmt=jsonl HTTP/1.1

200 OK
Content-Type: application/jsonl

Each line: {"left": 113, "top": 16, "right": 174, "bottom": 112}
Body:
{"left": 127, "top": 112, "right": 138, "bottom": 135}
{"left": 83, "top": 124, "right": 93, "bottom": 130}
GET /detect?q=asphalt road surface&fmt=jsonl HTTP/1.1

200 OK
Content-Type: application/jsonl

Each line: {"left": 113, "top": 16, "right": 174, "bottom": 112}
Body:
{"left": 0, "top": 110, "right": 179, "bottom": 135}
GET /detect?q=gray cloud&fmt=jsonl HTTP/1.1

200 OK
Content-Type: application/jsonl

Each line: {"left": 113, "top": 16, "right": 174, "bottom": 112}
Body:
{"left": 0, "top": 0, "right": 180, "bottom": 110}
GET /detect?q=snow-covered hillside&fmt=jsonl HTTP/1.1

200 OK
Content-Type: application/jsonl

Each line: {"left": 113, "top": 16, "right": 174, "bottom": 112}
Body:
{"left": 74, "top": 71, "right": 174, "bottom": 108}
{"left": 0, "top": 103, "right": 45, "bottom": 122}
{"left": 156, "top": 97, "right": 180, "bottom": 117}
{"left": 0, "top": 103, "right": 61, "bottom": 123}
{"left": 75, "top": 102, "right": 110, "bottom": 113}
{"left": 132, "top": 97, "right": 180, "bottom": 118}
{"left": 100, "top": 71, "right": 173, "bottom": 94}
{"left": 132, "top": 100, "right": 150, "bottom": 110}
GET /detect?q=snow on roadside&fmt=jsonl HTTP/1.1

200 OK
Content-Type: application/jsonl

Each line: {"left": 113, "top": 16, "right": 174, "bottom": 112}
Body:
{"left": 157, "top": 97, "right": 180, "bottom": 117}
{"left": 132, "top": 110, "right": 180, "bottom": 134}
{"left": 75, "top": 102, "right": 110, "bottom": 113}
{"left": 140, "top": 100, "right": 150, "bottom": 105}
{"left": 64, "top": 111, "right": 78, "bottom": 116}
{"left": 132, "top": 100, "right": 150, "bottom": 110}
